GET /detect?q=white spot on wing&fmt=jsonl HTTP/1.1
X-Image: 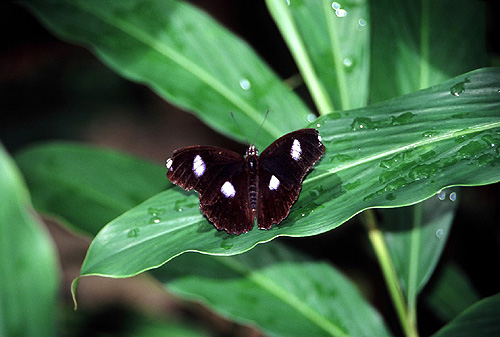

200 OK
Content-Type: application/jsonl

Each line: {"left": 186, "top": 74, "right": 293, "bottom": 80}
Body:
{"left": 269, "top": 175, "right": 280, "bottom": 191}
{"left": 166, "top": 158, "right": 173, "bottom": 171}
{"left": 192, "top": 155, "right": 206, "bottom": 177}
{"left": 318, "top": 134, "right": 322, "bottom": 142}
{"left": 291, "top": 139, "right": 302, "bottom": 161}
{"left": 221, "top": 181, "right": 236, "bottom": 198}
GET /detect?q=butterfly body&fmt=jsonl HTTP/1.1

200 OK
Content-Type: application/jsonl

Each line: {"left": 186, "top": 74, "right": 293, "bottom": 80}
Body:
{"left": 166, "top": 128, "right": 325, "bottom": 234}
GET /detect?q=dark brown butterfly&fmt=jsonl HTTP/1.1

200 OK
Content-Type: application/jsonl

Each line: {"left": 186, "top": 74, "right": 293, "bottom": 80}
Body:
{"left": 166, "top": 128, "right": 325, "bottom": 234}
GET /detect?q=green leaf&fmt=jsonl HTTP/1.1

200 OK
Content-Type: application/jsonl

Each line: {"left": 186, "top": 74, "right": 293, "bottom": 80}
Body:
{"left": 153, "top": 243, "right": 393, "bottom": 337}
{"left": 0, "top": 145, "right": 59, "bottom": 337}
{"left": 22, "top": 0, "right": 311, "bottom": 148}
{"left": 266, "top": 0, "right": 370, "bottom": 112}
{"left": 77, "top": 68, "right": 500, "bottom": 279}
{"left": 425, "top": 262, "right": 481, "bottom": 322}
{"left": 370, "top": 0, "right": 487, "bottom": 102}
{"left": 15, "top": 142, "right": 167, "bottom": 236}
{"left": 381, "top": 187, "right": 458, "bottom": 297}
{"left": 431, "top": 293, "right": 500, "bottom": 337}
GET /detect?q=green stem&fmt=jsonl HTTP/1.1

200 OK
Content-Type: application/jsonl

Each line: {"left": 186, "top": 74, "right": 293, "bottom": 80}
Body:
{"left": 419, "top": 0, "right": 431, "bottom": 89}
{"left": 407, "top": 203, "right": 423, "bottom": 332}
{"left": 265, "top": 0, "right": 334, "bottom": 115}
{"left": 362, "top": 209, "right": 418, "bottom": 337}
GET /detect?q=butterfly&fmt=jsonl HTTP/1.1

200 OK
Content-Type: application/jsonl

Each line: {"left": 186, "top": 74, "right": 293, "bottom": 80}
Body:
{"left": 166, "top": 128, "right": 325, "bottom": 234}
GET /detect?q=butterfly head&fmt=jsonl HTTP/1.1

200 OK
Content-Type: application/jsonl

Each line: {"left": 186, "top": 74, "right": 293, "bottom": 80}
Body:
{"left": 245, "top": 145, "right": 259, "bottom": 171}
{"left": 245, "top": 144, "right": 258, "bottom": 157}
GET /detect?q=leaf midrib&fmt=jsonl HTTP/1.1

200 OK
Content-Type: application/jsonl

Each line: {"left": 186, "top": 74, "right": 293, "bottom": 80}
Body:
{"left": 305, "top": 120, "right": 500, "bottom": 185}
{"left": 215, "top": 256, "right": 348, "bottom": 337}
{"left": 71, "top": 1, "right": 282, "bottom": 138}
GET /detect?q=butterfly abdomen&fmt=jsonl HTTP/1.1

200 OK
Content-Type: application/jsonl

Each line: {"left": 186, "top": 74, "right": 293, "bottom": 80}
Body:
{"left": 246, "top": 149, "right": 259, "bottom": 211}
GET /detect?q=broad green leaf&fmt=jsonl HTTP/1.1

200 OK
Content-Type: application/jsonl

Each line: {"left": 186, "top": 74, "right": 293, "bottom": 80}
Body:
{"left": 381, "top": 187, "right": 458, "bottom": 297}
{"left": 425, "top": 262, "right": 480, "bottom": 322}
{"left": 153, "top": 243, "right": 392, "bottom": 337}
{"left": 15, "top": 142, "right": 167, "bottom": 235}
{"left": 266, "top": 0, "right": 370, "bottom": 112}
{"left": 76, "top": 68, "right": 500, "bottom": 279}
{"left": 432, "top": 293, "right": 500, "bottom": 337}
{"left": 370, "top": 0, "right": 486, "bottom": 102}
{"left": 22, "top": 0, "right": 311, "bottom": 148}
{"left": 0, "top": 145, "right": 59, "bottom": 337}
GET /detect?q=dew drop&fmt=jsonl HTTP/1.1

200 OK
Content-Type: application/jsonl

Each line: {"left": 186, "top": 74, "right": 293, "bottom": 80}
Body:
{"left": 350, "top": 117, "right": 375, "bottom": 131}
{"left": 386, "top": 193, "right": 396, "bottom": 201}
{"left": 343, "top": 57, "right": 355, "bottom": 72}
{"left": 307, "top": 113, "right": 316, "bottom": 122}
{"left": 343, "top": 57, "right": 353, "bottom": 68}
{"left": 148, "top": 207, "right": 166, "bottom": 216}
{"left": 435, "top": 229, "right": 444, "bottom": 239}
{"left": 332, "top": 2, "right": 347, "bottom": 17}
{"left": 127, "top": 228, "right": 140, "bottom": 238}
{"left": 336, "top": 8, "right": 347, "bottom": 17}
{"left": 220, "top": 241, "right": 233, "bottom": 250}
{"left": 449, "top": 192, "right": 457, "bottom": 201}
{"left": 148, "top": 217, "right": 161, "bottom": 224}
{"left": 437, "top": 190, "right": 446, "bottom": 200}
{"left": 450, "top": 77, "right": 471, "bottom": 97}
{"left": 391, "top": 112, "right": 415, "bottom": 126}
{"left": 239, "top": 78, "right": 251, "bottom": 90}
{"left": 356, "top": 18, "right": 367, "bottom": 31}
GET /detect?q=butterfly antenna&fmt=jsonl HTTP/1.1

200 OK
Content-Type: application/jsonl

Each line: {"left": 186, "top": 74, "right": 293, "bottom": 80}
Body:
{"left": 251, "top": 109, "right": 269, "bottom": 145}
{"left": 230, "top": 111, "right": 250, "bottom": 145}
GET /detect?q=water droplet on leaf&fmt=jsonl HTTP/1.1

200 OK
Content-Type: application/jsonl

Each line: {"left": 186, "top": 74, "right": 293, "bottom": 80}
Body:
{"left": 450, "top": 77, "right": 471, "bottom": 97}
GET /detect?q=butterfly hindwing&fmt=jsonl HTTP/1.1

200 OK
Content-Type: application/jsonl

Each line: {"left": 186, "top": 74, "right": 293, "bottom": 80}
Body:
{"left": 200, "top": 171, "right": 255, "bottom": 234}
{"left": 166, "top": 146, "right": 254, "bottom": 233}
{"left": 257, "top": 129, "right": 325, "bottom": 229}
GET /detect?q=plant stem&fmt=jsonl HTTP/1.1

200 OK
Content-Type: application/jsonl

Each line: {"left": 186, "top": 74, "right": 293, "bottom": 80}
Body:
{"left": 362, "top": 209, "right": 419, "bottom": 337}
{"left": 407, "top": 203, "right": 423, "bottom": 332}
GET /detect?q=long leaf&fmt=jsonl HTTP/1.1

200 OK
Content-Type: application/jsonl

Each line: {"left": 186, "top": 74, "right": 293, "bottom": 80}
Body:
{"left": 266, "top": 0, "right": 370, "bottom": 112}
{"left": 15, "top": 142, "right": 167, "bottom": 235}
{"left": 425, "top": 262, "right": 480, "bottom": 322}
{"left": 22, "top": 0, "right": 311, "bottom": 148}
{"left": 370, "top": 0, "right": 486, "bottom": 102}
{"left": 431, "top": 293, "right": 500, "bottom": 337}
{"left": 76, "top": 68, "right": 500, "bottom": 279}
{"left": 153, "top": 243, "right": 393, "bottom": 337}
{"left": 0, "top": 145, "right": 59, "bottom": 337}
{"left": 381, "top": 188, "right": 458, "bottom": 296}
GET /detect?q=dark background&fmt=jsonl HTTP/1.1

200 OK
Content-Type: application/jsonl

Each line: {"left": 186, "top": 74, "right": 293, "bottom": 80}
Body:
{"left": 1, "top": 1, "right": 499, "bottom": 336}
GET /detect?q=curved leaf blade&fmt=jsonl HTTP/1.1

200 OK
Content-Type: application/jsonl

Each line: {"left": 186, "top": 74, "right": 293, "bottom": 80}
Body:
{"left": 78, "top": 68, "right": 500, "bottom": 279}
{"left": 432, "top": 293, "right": 500, "bottom": 337}
{"left": 153, "top": 243, "right": 392, "bottom": 337}
{"left": 22, "top": 0, "right": 311, "bottom": 148}
{"left": 266, "top": 0, "right": 370, "bottom": 112}
{"left": 425, "top": 262, "right": 480, "bottom": 322}
{"left": 370, "top": 0, "right": 486, "bottom": 102}
{"left": 15, "top": 142, "right": 167, "bottom": 235}
{"left": 0, "top": 145, "right": 59, "bottom": 337}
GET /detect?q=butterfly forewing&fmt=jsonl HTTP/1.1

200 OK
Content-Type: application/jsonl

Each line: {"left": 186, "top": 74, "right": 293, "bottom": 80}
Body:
{"left": 166, "top": 146, "right": 254, "bottom": 233}
{"left": 167, "top": 146, "right": 242, "bottom": 197}
{"left": 257, "top": 129, "right": 325, "bottom": 229}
